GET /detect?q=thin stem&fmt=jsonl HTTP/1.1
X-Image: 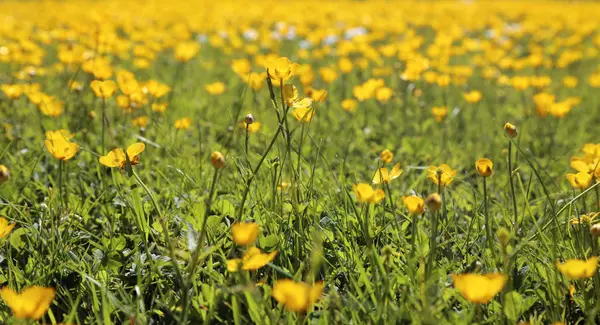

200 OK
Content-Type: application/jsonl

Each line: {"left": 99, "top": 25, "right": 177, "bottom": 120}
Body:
{"left": 101, "top": 97, "right": 106, "bottom": 154}
{"left": 483, "top": 177, "right": 494, "bottom": 259}
{"left": 426, "top": 210, "right": 438, "bottom": 281}
{"left": 508, "top": 141, "right": 518, "bottom": 231}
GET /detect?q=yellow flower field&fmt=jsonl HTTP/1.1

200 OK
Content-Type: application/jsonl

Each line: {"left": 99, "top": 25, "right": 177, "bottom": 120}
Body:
{"left": 1, "top": 0, "right": 600, "bottom": 324}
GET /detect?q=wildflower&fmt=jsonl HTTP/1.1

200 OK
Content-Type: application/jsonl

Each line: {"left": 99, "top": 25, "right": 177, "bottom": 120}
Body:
{"left": 431, "top": 106, "right": 448, "bottom": 122}
{"left": 231, "top": 222, "right": 260, "bottom": 246}
{"left": 241, "top": 121, "right": 261, "bottom": 133}
{"left": 372, "top": 164, "right": 402, "bottom": 184}
{"left": 475, "top": 158, "right": 493, "bottom": 177}
{"left": 563, "top": 76, "right": 578, "bottom": 88}
{"left": 292, "top": 107, "right": 314, "bottom": 123}
{"left": 174, "top": 117, "right": 191, "bottom": 130}
{"left": 152, "top": 103, "right": 168, "bottom": 113}
{"left": 341, "top": 99, "right": 357, "bottom": 112}
{"left": 375, "top": 87, "right": 393, "bottom": 103}
{"left": 90, "top": 80, "right": 117, "bottom": 98}
{"left": 380, "top": 149, "right": 394, "bottom": 164}
{"left": 1, "top": 84, "right": 23, "bottom": 99}
{"left": 308, "top": 88, "right": 328, "bottom": 103}
{"left": 227, "top": 247, "right": 277, "bottom": 272}
{"left": 0, "top": 165, "right": 9, "bottom": 184}
{"left": 132, "top": 116, "right": 149, "bottom": 128}
{"left": 1, "top": 286, "right": 55, "bottom": 320}
{"left": 463, "top": 90, "right": 482, "bottom": 104}
{"left": 45, "top": 129, "right": 74, "bottom": 141}
{"left": 402, "top": 196, "right": 425, "bottom": 215}
{"left": 425, "top": 193, "right": 442, "bottom": 211}
{"left": 267, "top": 57, "right": 297, "bottom": 81}
{"left": 99, "top": 143, "right": 145, "bottom": 169}
{"left": 283, "top": 84, "right": 299, "bottom": 105}
{"left": 0, "top": 217, "right": 15, "bottom": 238}
{"left": 569, "top": 212, "right": 599, "bottom": 225}
{"left": 556, "top": 257, "right": 598, "bottom": 280}
{"left": 272, "top": 279, "right": 324, "bottom": 312}
{"left": 44, "top": 137, "right": 78, "bottom": 161}
{"left": 504, "top": 123, "right": 518, "bottom": 138}
{"left": 174, "top": 41, "right": 200, "bottom": 62}
{"left": 566, "top": 172, "right": 592, "bottom": 189}
{"left": 205, "top": 82, "right": 226, "bottom": 95}
{"left": 353, "top": 183, "right": 385, "bottom": 204}
{"left": 427, "top": 164, "right": 457, "bottom": 187}
{"left": 211, "top": 151, "right": 225, "bottom": 169}
{"left": 116, "top": 70, "right": 139, "bottom": 95}
{"left": 452, "top": 273, "right": 507, "bottom": 304}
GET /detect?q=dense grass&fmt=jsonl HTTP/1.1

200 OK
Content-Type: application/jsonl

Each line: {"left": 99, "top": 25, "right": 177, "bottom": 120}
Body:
{"left": 1, "top": 1, "right": 600, "bottom": 324}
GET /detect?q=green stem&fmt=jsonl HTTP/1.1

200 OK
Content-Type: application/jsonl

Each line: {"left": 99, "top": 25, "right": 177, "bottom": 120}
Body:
{"left": 483, "top": 177, "right": 494, "bottom": 259}
{"left": 101, "top": 97, "right": 106, "bottom": 154}
{"left": 426, "top": 210, "right": 438, "bottom": 281}
{"left": 508, "top": 141, "right": 518, "bottom": 231}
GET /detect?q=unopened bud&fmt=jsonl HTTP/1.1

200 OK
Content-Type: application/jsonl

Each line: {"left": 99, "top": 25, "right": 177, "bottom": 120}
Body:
{"left": 244, "top": 113, "right": 255, "bottom": 125}
{"left": 381, "top": 245, "right": 394, "bottom": 256}
{"left": 0, "top": 165, "right": 9, "bottom": 184}
{"left": 211, "top": 151, "right": 225, "bottom": 169}
{"left": 425, "top": 193, "right": 442, "bottom": 211}
{"left": 504, "top": 123, "right": 518, "bottom": 138}
{"left": 497, "top": 227, "right": 511, "bottom": 247}
{"left": 591, "top": 224, "right": 600, "bottom": 237}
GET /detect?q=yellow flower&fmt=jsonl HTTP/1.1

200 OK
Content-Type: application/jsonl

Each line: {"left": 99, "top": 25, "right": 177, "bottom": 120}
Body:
{"left": 372, "top": 164, "right": 402, "bottom": 184}
{"left": 309, "top": 88, "right": 328, "bottom": 103}
{"left": 428, "top": 164, "right": 457, "bottom": 187}
{"left": 44, "top": 137, "right": 78, "bottom": 161}
{"left": 475, "top": 158, "right": 493, "bottom": 177}
{"left": 353, "top": 183, "right": 385, "bottom": 204}
{"left": 452, "top": 273, "right": 507, "bottom": 304}
{"left": 0, "top": 165, "right": 9, "bottom": 184}
{"left": 45, "top": 129, "right": 74, "bottom": 141}
{"left": 174, "top": 117, "right": 191, "bottom": 130}
{"left": 1, "top": 286, "right": 55, "bottom": 320}
{"left": 231, "top": 58, "right": 252, "bottom": 76}
{"left": 205, "top": 82, "right": 226, "bottom": 95}
{"left": 380, "top": 149, "right": 394, "bottom": 164}
{"left": 152, "top": 103, "right": 168, "bottom": 113}
{"left": 116, "top": 70, "right": 139, "bottom": 95}
{"left": 282, "top": 84, "right": 299, "bottom": 105}
{"left": 1, "top": 84, "right": 23, "bottom": 99}
{"left": 211, "top": 151, "right": 225, "bottom": 169}
{"left": 174, "top": 41, "right": 200, "bottom": 62}
{"left": 504, "top": 123, "right": 518, "bottom": 138}
{"left": 556, "top": 257, "right": 598, "bottom": 280}
{"left": 566, "top": 172, "right": 592, "bottom": 189}
{"left": 241, "top": 121, "right": 261, "bottom": 133}
{"left": 272, "top": 279, "right": 324, "bottom": 312}
{"left": 231, "top": 222, "right": 259, "bottom": 246}
{"left": 402, "top": 196, "right": 425, "bottom": 215}
{"left": 569, "top": 212, "right": 599, "bottom": 225}
{"left": 292, "top": 107, "right": 314, "bottom": 123}
{"left": 563, "top": 76, "right": 578, "bottom": 88}
{"left": 0, "top": 217, "right": 16, "bottom": 238}
{"left": 341, "top": 99, "right": 357, "bottom": 112}
{"left": 431, "top": 106, "right": 448, "bottom": 122}
{"left": 267, "top": 57, "right": 297, "bottom": 81}
{"left": 132, "top": 116, "right": 149, "bottom": 128}
{"left": 375, "top": 87, "right": 392, "bottom": 103}
{"left": 227, "top": 247, "right": 277, "bottom": 272}
{"left": 90, "top": 80, "right": 117, "bottom": 98}
{"left": 425, "top": 193, "right": 442, "bottom": 211}
{"left": 99, "top": 143, "right": 145, "bottom": 169}
{"left": 463, "top": 90, "right": 482, "bottom": 104}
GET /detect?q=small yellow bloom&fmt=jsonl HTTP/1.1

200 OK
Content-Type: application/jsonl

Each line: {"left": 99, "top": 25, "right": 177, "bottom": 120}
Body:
{"left": 205, "top": 82, "right": 226, "bottom": 95}
{"left": 99, "top": 143, "right": 145, "bottom": 169}
{"left": 0, "top": 217, "right": 16, "bottom": 238}
{"left": 353, "top": 183, "right": 385, "bottom": 204}
{"left": 174, "top": 117, "right": 191, "bottom": 130}
{"left": 152, "top": 103, "right": 168, "bottom": 113}
{"left": 267, "top": 57, "right": 298, "bottom": 81}
{"left": 0, "top": 165, "right": 9, "bottom": 184}
{"left": 341, "top": 99, "right": 357, "bottom": 112}
{"left": 292, "top": 107, "right": 314, "bottom": 123}
{"left": 463, "top": 90, "right": 482, "bottom": 104}
{"left": 556, "top": 257, "right": 598, "bottom": 280}
{"left": 211, "top": 151, "right": 225, "bottom": 169}
{"left": 452, "top": 273, "right": 507, "bottom": 304}
{"left": 504, "top": 123, "right": 518, "bottom": 138}
{"left": 428, "top": 164, "right": 457, "bottom": 187}
{"left": 566, "top": 172, "right": 592, "bottom": 189}
{"left": 372, "top": 164, "right": 402, "bottom": 184}
{"left": 231, "top": 222, "right": 260, "bottom": 246}
{"left": 241, "top": 121, "right": 261, "bottom": 133}
{"left": 132, "top": 116, "right": 149, "bottom": 128}
{"left": 431, "top": 106, "right": 448, "bottom": 122}
{"left": 402, "top": 196, "right": 425, "bottom": 215}
{"left": 1, "top": 84, "right": 23, "bottom": 99}
{"left": 1, "top": 286, "right": 55, "bottom": 320}
{"left": 272, "top": 279, "right": 324, "bottom": 312}
{"left": 90, "top": 80, "right": 117, "bottom": 98}
{"left": 227, "top": 247, "right": 277, "bottom": 272}
{"left": 174, "top": 41, "right": 200, "bottom": 62}
{"left": 475, "top": 158, "right": 493, "bottom": 177}
{"left": 282, "top": 84, "right": 299, "bottom": 106}
{"left": 44, "top": 137, "right": 78, "bottom": 161}
{"left": 379, "top": 149, "right": 393, "bottom": 164}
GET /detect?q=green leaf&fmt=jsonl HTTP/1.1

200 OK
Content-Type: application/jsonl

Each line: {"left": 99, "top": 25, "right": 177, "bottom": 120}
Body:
{"left": 503, "top": 291, "right": 523, "bottom": 322}
{"left": 9, "top": 227, "right": 27, "bottom": 250}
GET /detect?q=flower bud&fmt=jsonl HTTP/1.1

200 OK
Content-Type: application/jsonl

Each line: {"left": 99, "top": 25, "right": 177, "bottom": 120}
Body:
{"left": 591, "top": 224, "right": 600, "bottom": 237}
{"left": 244, "top": 113, "right": 255, "bottom": 125}
{"left": 475, "top": 158, "right": 493, "bottom": 177}
{"left": 425, "top": 193, "right": 442, "bottom": 211}
{"left": 497, "top": 227, "right": 511, "bottom": 247}
{"left": 0, "top": 165, "right": 9, "bottom": 184}
{"left": 380, "top": 149, "right": 393, "bottom": 164}
{"left": 381, "top": 245, "right": 394, "bottom": 257}
{"left": 211, "top": 151, "right": 225, "bottom": 169}
{"left": 504, "top": 122, "right": 518, "bottom": 138}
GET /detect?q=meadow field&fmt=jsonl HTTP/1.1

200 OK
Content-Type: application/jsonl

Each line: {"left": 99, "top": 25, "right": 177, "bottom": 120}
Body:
{"left": 1, "top": 0, "right": 600, "bottom": 324}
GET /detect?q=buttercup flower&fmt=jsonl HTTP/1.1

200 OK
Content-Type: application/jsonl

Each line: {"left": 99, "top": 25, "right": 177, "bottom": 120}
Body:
{"left": 428, "top": 164, "right": 457, "bottom": 187}
{"left": 175, "top": 117, "right": 191, "bottom": 130}
{"left": 353, "top": 183, "right": 385, "bottom": 204}
{"left": 380, "top": 149, "right": 393, "bottom": 164}
{"left": 90, "top": 80, "right": 117, "bottom": 98}
{"left": 1, "top": 286, "right": 55, "bottom": 320}
{"left": 402, "top": 196, "right": 425, "bottom": 215}
{"left": 0, "top": 165, "right": 9, "bottom": 184}
{"left": 475, "top": 158, "right": 493, "bottom": 177}
{"left": 231, "top": 222, "right": 260, "bottom": 246}
{"left": 504, "top": 123, "right": 518, "bottom": 138}
{"left": 99, "top": 143, "right": 145, "bottom": 169}
{"left": 44, "top": 137, "right": 78, "bottom": 161}
{"left": 556, "top": 257, "right": 598, "bottom": 280}
{"left": 226, "top": 247, "right": 277, "bottom": 272}
{"left": 267, "top": 57, "right": 298, "bottom": 81}
{"left": 452, "top": 273, "right": 507, "bottom": 304}
{"left": 211, "top": 151, "right": 225, "bottom": 169}
{"left": 372, "top": 163, "right": 402, "bottom": 184}
{"left": 272, "top": 279, "right": 324, "bottom": 312}
{"left": 566, "top": 172, "right": 592, "bottom": 189}
{"left": 0, "top": 217, "right": 16, "bottom": 238}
